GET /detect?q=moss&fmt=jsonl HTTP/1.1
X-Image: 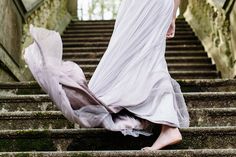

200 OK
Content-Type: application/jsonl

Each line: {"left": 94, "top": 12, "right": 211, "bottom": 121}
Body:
{"left": 16, "top": 88, "right": 44, "bottom": 95}
{"left": 12, "top": 153, "right": 29, "bottom": 157}
{"left": 14, "top": 129, "right": 51, "bottom": 136}
{"left": 71, "top": 153, "right": 93, "bottom": 157}
{"left": 34, "top": 112, "right": 46, "bottom": 117}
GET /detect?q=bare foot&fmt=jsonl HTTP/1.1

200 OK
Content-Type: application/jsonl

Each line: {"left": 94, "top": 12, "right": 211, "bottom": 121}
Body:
{"left": 141, "top": 125, "right": 182, "bottom": 151}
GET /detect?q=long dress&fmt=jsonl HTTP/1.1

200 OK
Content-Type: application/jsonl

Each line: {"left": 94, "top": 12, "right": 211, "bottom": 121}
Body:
{"left": 24, "top": 0, "right": 189, "bottom": 137}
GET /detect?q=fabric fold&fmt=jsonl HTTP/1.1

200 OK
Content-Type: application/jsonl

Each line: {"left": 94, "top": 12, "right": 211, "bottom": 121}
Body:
{"left": 24, "top": 0, "right": 189, "bottom": 137}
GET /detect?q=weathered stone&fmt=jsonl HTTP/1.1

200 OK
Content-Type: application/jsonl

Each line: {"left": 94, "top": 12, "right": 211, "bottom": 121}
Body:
{"left": 0, "top": 111, "right": 74, "bottom": 130}
{"left": 229, "top": 1, "right": 236, "bottom": 78}
{"left": 184, "top": 0, "right": 236, "bottom": 78}
{"left": 21, "top": 0, "right": 42, "bottom": 12}
{"left": 67, "top": 0, "right": 77, "bottom": 18}
{"left": 178, "top": 79, "right": 236, "bottom": 92}
{"left": 0, "top": 92, "right": 236, "bottom": 112}
{"left": 0, "top": 0, "right": 26, "bottom": 82}
{"left": 1, "top": 79, "right": 236, "bottom": 95}
{"left": 0, "top": 108, "right": 234, "bottom": 130}
{"left": 0, "top": 127, "right": 235, "bottom": 151}
{"left": 189, "top": 108, "right": 236, "bottom": 127}
{"left": 0, "top": 61, "right": 17, "bottom": 82}
{"left": 0, "top": 0, "right": 73, "bottom": 82}
{"left": 69, "top": 19, "right": 187, "bottom": 25}
{"left": 0, "top": 149, "right": 236, "bottom": 157}
{"left": 78, "top": 64, "right": 216, "bottom": 73}
{"left": 0, "top": 95, "right": 55, "bottom": 112}
{"left": 0, "top": 0, "right": 22, "bottom": 65}
{"left": 22, "top": 0, "right": 72, "bottom": 50}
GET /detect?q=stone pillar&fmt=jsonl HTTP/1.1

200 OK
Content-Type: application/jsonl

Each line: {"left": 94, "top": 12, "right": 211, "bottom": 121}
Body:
{"left": 67, "top": 0, "right": 78, "bottom": 18}
{"left": 179, "top": 0, "right": 188, "bottom": 18}
{"left": 230, "top": 1, "right": 236, "bottom": 78}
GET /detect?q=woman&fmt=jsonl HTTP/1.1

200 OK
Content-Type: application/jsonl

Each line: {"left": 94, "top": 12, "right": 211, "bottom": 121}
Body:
{"left": 24, "top": 0, "right": 189, "bottom": 151}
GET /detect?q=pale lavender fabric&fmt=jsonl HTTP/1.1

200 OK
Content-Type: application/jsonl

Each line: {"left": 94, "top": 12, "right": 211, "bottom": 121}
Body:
{"left": 24, "top": 0, "right": 189, "bottom": 137}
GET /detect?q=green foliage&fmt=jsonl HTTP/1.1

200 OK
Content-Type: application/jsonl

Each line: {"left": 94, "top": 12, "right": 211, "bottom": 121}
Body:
{"left": 79, "top": 0, "right": 122, "bottom": 20}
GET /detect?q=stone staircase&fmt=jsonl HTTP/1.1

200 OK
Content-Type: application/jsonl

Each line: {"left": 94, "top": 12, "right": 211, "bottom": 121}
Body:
{"left": 0, "top": 19, "right": 236, "bottom": 156}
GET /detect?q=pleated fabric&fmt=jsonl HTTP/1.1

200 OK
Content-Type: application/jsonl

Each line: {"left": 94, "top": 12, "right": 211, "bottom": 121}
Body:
{"left": 24, "top": 0, "right": 189, "bottom": 137}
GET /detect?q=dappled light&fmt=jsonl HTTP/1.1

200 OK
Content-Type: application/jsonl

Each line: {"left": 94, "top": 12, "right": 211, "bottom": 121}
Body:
{"left": 77, "top": 0, "right": 122, "bottom": 20}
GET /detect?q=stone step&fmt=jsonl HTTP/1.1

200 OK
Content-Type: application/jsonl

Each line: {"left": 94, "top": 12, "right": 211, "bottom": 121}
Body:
{"left": 165, "top": 64, "right": 216, "bottom": 72}
{"left": 165, "top": 51, "right": 208, "bottom": 57}
{"left": 61, "top": 32, "right": 196, "bottom": 39}
{"left": 67, "top": 57, "right": 212, "bottom": 64}
{"left": 69, "top": 22, "right": 188, "bottom": 27}
{"left": 0, "top": 111, "right": 74, "bottom": 130}
{"left": 190, "top": 108, "right": 236, "bottom": 127}
{"left": 64, "top": 28, "right": 193, "bottom": 34}
{"left": 1, "top": 79, "right": 235, "bottom": 95}
{"left": 62, "top": 35, "right": 198, "bottom": 40}
{"left": 78, "top": 64, "right": 216, "bottom": 72}
{"left": 0, "top": 92, "right": 235, "bottom": 112}
{"left": 67, "top": 23, "right": 192, "bottom": 29}
{"left": 62, "top": 35, "right": 199, "bottom": 42}
{"left": 0, "top": 82, "right": 45, "bottom": 95}
{"left": 63, "top": 45, "right": 204, "bottom": 52}
{"left": 62, "top": 51, "right": 208, "bottom": 59}
{"left": 163, "top": 71, "right": 218, "bottom": 79}
{"left": 63, "top": 30, "right": 195, "bottom": 36}
{"left": 0, "top": 127, "right": 235, "bottom": 151}
{"left": 68, "top": 20, "right": 188, "bottom": 27}
{"left": 0, "top": 108, "right": 235, "bottom": 130}
{"left": 84, "top": 71, "right": 219, "bottom": 79}
{"left": 62, "top": 40, "right": 202, "bottom": 47}
{"left": 69, "top": 19, "right": 188, "bottom": 26}
{"left": 0, "top": 149, "right": 235, "bottom": 157}
{"left": 178, "top": 79, "right": 236, "bottom": 92}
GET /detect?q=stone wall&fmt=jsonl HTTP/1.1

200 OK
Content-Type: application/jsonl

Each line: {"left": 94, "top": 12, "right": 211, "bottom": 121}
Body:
{"left": 179, "top": 1, "right": 188, "bottom": 17}
{"left": 184, "top": 0, "right": 236, "bottom": 78}
{"left": 0, "top": 0, "right": 75, "bottom": 82}
{"left": 22, "top": 0, "right": 72, "bottom": 50}
{"left": 230, "top": 1, "right": 236, "bottom": 78}
{"left": 67, "top": 0, "right": 78, "bottom": 18}
{"left": 0, "top": 0, "right": 24, "bottom": 81}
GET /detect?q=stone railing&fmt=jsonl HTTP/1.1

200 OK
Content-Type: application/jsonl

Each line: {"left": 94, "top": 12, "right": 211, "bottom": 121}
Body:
{"left": 13, "top": 0, "right": 44, "bottom": 20}
{"left": 184, "top": 0, "right": 236, "bottom": 78}
{"left": 0, "top": 0, "right": 77, "bottom": 82}
{"left": 22, "top": 0, "right": 72, "bottom": 50}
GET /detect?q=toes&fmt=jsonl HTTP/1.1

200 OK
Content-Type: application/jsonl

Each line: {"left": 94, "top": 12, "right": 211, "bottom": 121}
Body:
{"left": 141, "top": 147, "right": 152, "bottom": 151}
{"left": 141, "top": 147, "right": 148, "bottom": 151}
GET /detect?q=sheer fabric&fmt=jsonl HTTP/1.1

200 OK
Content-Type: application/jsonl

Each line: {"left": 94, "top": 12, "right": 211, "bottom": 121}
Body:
{"left": 24, "top": 0, "right": 189, "bottom": 137}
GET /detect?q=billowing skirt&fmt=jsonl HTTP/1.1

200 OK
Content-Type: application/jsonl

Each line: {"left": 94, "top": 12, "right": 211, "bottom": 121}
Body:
{"left": 24, "top": 0, "right": 189, "bottom": 137}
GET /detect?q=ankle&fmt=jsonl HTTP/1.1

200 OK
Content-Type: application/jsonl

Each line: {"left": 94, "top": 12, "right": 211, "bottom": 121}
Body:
{"left": 161, "top": 124, "right": 179, "bottom": 131}
{"left": 161, "top": 125, "right": 182, "bottom": 139}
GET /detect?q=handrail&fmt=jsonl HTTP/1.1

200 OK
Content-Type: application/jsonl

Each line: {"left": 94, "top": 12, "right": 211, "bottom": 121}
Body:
{"left": 13, "top": 0, "right": 44, "bottom": 22}
{"left": 223, "top": 0, "right": 236, "bottom": 16}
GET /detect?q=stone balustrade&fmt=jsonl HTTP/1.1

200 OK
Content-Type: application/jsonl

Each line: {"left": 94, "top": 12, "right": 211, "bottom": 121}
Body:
{"left": 22, "top": 0, "right": 72, "bottom": 50}
{"left": 0, "top": 0, "right": 77, "bottom": 82}
{"left": 184, "top": 0, "right": 236, "bottom": 78}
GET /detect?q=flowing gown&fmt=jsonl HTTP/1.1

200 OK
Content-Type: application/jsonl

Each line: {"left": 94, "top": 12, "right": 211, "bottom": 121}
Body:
{"left": 24, "top": 0, "right": 189, "bottom": 137}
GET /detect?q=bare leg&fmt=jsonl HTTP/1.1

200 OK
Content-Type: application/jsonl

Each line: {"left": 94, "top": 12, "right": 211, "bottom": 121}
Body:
{"left": 141, "top": 125, "right": 182, "bottom": 151}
